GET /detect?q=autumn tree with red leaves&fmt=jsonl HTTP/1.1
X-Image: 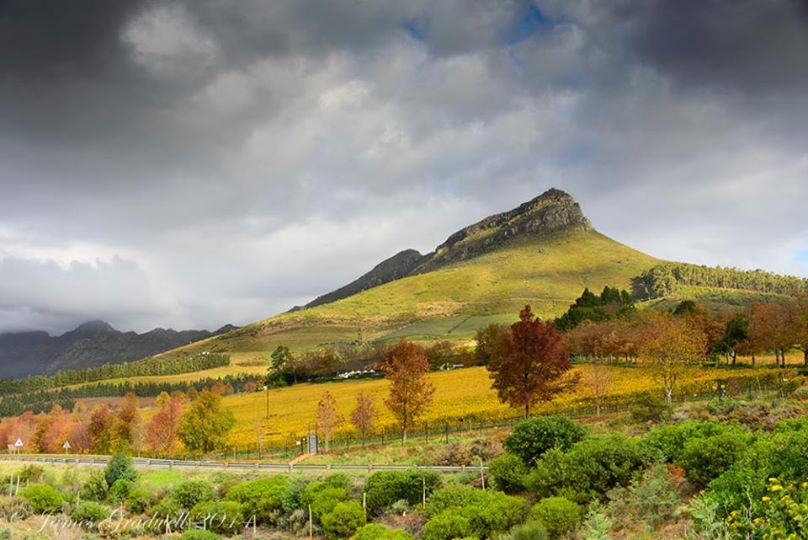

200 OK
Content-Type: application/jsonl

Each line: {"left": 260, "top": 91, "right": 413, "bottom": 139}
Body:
{"left": 115, "top": 393, "right": 141, "bottom": 451}
{"left": 315, "top": 391, "right": 343, "bottom": 452}
{"left": 350, "top": 391, "right": 376, "bottom": 447}
{"left": 87, "top": 406, "right": 116, "bottom": 454}
{"left": 488, "top": 305, "right": 578, "bottom": 418}
{"left": 379, "top": 340, "right": 435, "bottom": 442}
{"left": 145, "top": 392, "right": 183, "bottom": 457}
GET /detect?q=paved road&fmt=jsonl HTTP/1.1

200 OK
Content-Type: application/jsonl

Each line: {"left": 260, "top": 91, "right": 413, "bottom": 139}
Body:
{"left": 0, "top": 454, "right": 484, "bottom": 474}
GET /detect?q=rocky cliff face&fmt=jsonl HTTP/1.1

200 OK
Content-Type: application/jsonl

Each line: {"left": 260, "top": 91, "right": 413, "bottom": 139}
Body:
{"left": 415, "top": 188, "right": 591, "bottom": 272}
{"left": 306, "top": 188, "right": 592, "bottom": 307}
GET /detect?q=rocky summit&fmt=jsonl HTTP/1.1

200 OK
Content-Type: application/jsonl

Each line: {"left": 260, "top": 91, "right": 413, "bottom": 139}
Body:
{"left": 306, "top": 188, "right": 592, "bottom": 308}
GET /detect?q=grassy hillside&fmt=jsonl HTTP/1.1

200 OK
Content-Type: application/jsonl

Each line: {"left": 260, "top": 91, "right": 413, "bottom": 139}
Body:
{"left": 162, "top": 229, "right": 659, "bottom": 359}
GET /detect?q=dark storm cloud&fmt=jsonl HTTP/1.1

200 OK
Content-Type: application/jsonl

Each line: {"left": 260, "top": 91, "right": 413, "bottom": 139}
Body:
{"left": 621, "top": 0, "right": 808, "bottom": 94}
{"left": 0, "top": 0, "right": 806, "bottom": 333}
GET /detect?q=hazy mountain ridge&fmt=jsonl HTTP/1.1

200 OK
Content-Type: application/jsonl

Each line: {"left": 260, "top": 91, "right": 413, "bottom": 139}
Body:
{"left": 0, "top": 321, "right": 236, "bottom": 378}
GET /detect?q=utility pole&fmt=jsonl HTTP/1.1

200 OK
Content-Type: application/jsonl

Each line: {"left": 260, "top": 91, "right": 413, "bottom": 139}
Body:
{"left": 264, "top": 385, "right": 270, "bottom": 419}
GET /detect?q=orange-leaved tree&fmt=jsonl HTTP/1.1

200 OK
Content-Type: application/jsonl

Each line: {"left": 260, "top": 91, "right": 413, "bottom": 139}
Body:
{"left": 350, "top": 391, "right": 376, "bottom": 447}
{"left": 639, "top": 312, "right": 707, "bottom": 403}
{"left": 796, "top": 295, "right": 808, "bottom": 366}
{"left": 748, "top": 302, "right": 795, "bottom": 368}
{"left": 315, "top": 391, "right": 344, "bottom": 452}
{"left": 379, "top": 340, "right": 435, "bottom": 442}
{"left": 115, "top": 392, "right": 141, "bottom": 451}
{"left": 145, "top": 392, "right": 183, "bottom": 457}
{"left": 488, "top": 305, "right": 578, "bottom": 418}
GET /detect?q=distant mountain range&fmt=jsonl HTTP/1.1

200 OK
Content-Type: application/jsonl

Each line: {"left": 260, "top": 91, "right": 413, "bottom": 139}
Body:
{"left": 0, "top": 321, "right": 237, "bottom": 378}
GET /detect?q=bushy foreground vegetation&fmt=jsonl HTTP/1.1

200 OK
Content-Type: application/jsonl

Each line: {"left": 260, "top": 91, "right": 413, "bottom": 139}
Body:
{"left": 0, "top": 296, "right": 804, "bottom": 458}
{"left": 0, "top": 386, "right": 806, "bottom": 539}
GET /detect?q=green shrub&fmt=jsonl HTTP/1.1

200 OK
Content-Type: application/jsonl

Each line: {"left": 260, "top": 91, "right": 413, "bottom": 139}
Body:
{"left": 642, "top": 420, "right": 730, "bottom": 462}
{"left": 524, "top": 434, "right": 653, "bottom": 504}
{"left": 510, "top": 521, "right": 550, "bottom": 540}
{"left": 20, "top": 484, "right": 64, "bottom": 513}
{"left": 310, "top": 487, "right": 349, "bottom": 521}
{"left": 301, "top": 477, "right": 353, "bottom": 522}
{"left": 281, "top": 475, "right": 310, "bottom": 514}
{"left": 320, "top": 473, "right": 352, "bottom": 491}
{"left": 530, "top": 497, "right": 582, "bottom": 538}
{"left": 0, "top": 495, "right": 32, "bottom": 520}
{"left": 504, "top": 415, "right": 586, "bottom": 466}
{"left": 723, "top": 480, "right": 808, "bottom": 538}
{"left": 178, "top": 529, "right": 220, "bottom": 540}
{"left": 605, "top": 463, "right": 683, "bottom": 529}
{"left": 71, "top": 501, "right": 112, "bottom": 527}
{"left": 426, "top": 484, "right": 482, "bottom": 516}
{"left": 364, "top": 470, "right": 441, "bottom": 515}
{"left": 190, "top": 500, "right": 245, "bottom": 534}
{"left": 706, "top": 429, "right": 808, "bottom": 516}
{"left": 108, "top": 478, "right": 134, "bottom": 504}
{"left": 630, "top": 394, "right": 672, "bottom": 424}
{"left": 352, "top": 523, "right": 415, "bottom": 540}
{"left": 579, "top": 503, "right": 612, "bottom": 540}
{"left": 17, "top": 465, "right": 44, "bottom": 483}
{"left": 488, "top": 453, "right": 528, "bottom": 493}
{"left": 171, "top": 480, "right": 216, "bottom": 510}
{"left": 425, "top": 485, "right": 529, "bottom": 539}
{"left": 773, "top": 416, "right": 808, "bottom": 433}
{"left": 125, "top": 486, "right": 155, "bottom": 514}
{"left": 321, "top": 501, "right": 365, "bottom": 539}
{"left": 151, "top": 497, "right": 183, "bottom": 520}
{"left": 105, "top": 452, "right": 137, "bottom": 487}
{"left": 225, "top": 476, "right": 287, "bottom": 524}
{"left": 423, "top": 511, "right": 473, "bottom": 540}
{"left": 679, "top": 431, "right": 752, "bottom": 486}
{"left": 79, "top": 470, "right": 108, "bottom": 501}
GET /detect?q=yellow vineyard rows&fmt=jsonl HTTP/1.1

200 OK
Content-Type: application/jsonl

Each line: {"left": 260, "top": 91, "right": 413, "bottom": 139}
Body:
{"left": 221, "top": 364, "right": 775, "bottom": 446}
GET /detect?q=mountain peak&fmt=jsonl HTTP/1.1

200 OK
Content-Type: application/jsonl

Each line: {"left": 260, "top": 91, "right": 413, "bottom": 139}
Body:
{"left": 72, "top": 320, "right": 116, "bottom": 334}
{"left": 417, "top": 187, "right": 591, "bottom": 271}
{"left": 304, "top": 188, "right": 593, "bottom": 308}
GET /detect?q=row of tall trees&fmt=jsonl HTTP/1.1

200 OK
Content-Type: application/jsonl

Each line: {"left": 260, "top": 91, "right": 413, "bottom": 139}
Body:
{"left": 0, "top": 372, "right": 264, "bottom": 418}
{"left": 639, "top": 263, "right": 808, "bottom": 298}
{"left": 564, "top": 298, "right": 808, "bottom": 368}
{"left": 477, "top": 296, "right": 808, "bottom": 409}
{"left": 0, "top": 353, "right": 230, "bottom": 396}
{"left": 0, "top": 389, "right": 235, "bottom": 457}
{"left": 313, "top": 339, "right": 436, "bottom": 448}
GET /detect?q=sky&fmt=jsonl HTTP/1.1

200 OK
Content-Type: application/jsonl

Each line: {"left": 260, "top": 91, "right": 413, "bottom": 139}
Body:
{"left": 1, "top": 0, "right": 807, "bottom": 335}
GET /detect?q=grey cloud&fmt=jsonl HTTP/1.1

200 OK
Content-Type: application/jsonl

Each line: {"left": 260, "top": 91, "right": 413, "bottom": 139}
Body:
{"left": 0, "top": 0, "right": 806, "bottom": 333}
{"left": 0, "top": 256, "right": 164, "bottom": 333}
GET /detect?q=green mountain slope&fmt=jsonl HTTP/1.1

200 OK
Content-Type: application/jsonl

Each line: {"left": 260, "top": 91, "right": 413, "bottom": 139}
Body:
{"left": 153, "top": 188, "right": 804, "bottom": 363}
{"left": 180, "top": 227, "right": 659, "bottom": 356}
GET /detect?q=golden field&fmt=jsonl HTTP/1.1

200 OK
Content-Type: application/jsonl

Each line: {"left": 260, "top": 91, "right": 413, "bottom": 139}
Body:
{"left": 220, "top": 364, "right": 783, "bottom": 447}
